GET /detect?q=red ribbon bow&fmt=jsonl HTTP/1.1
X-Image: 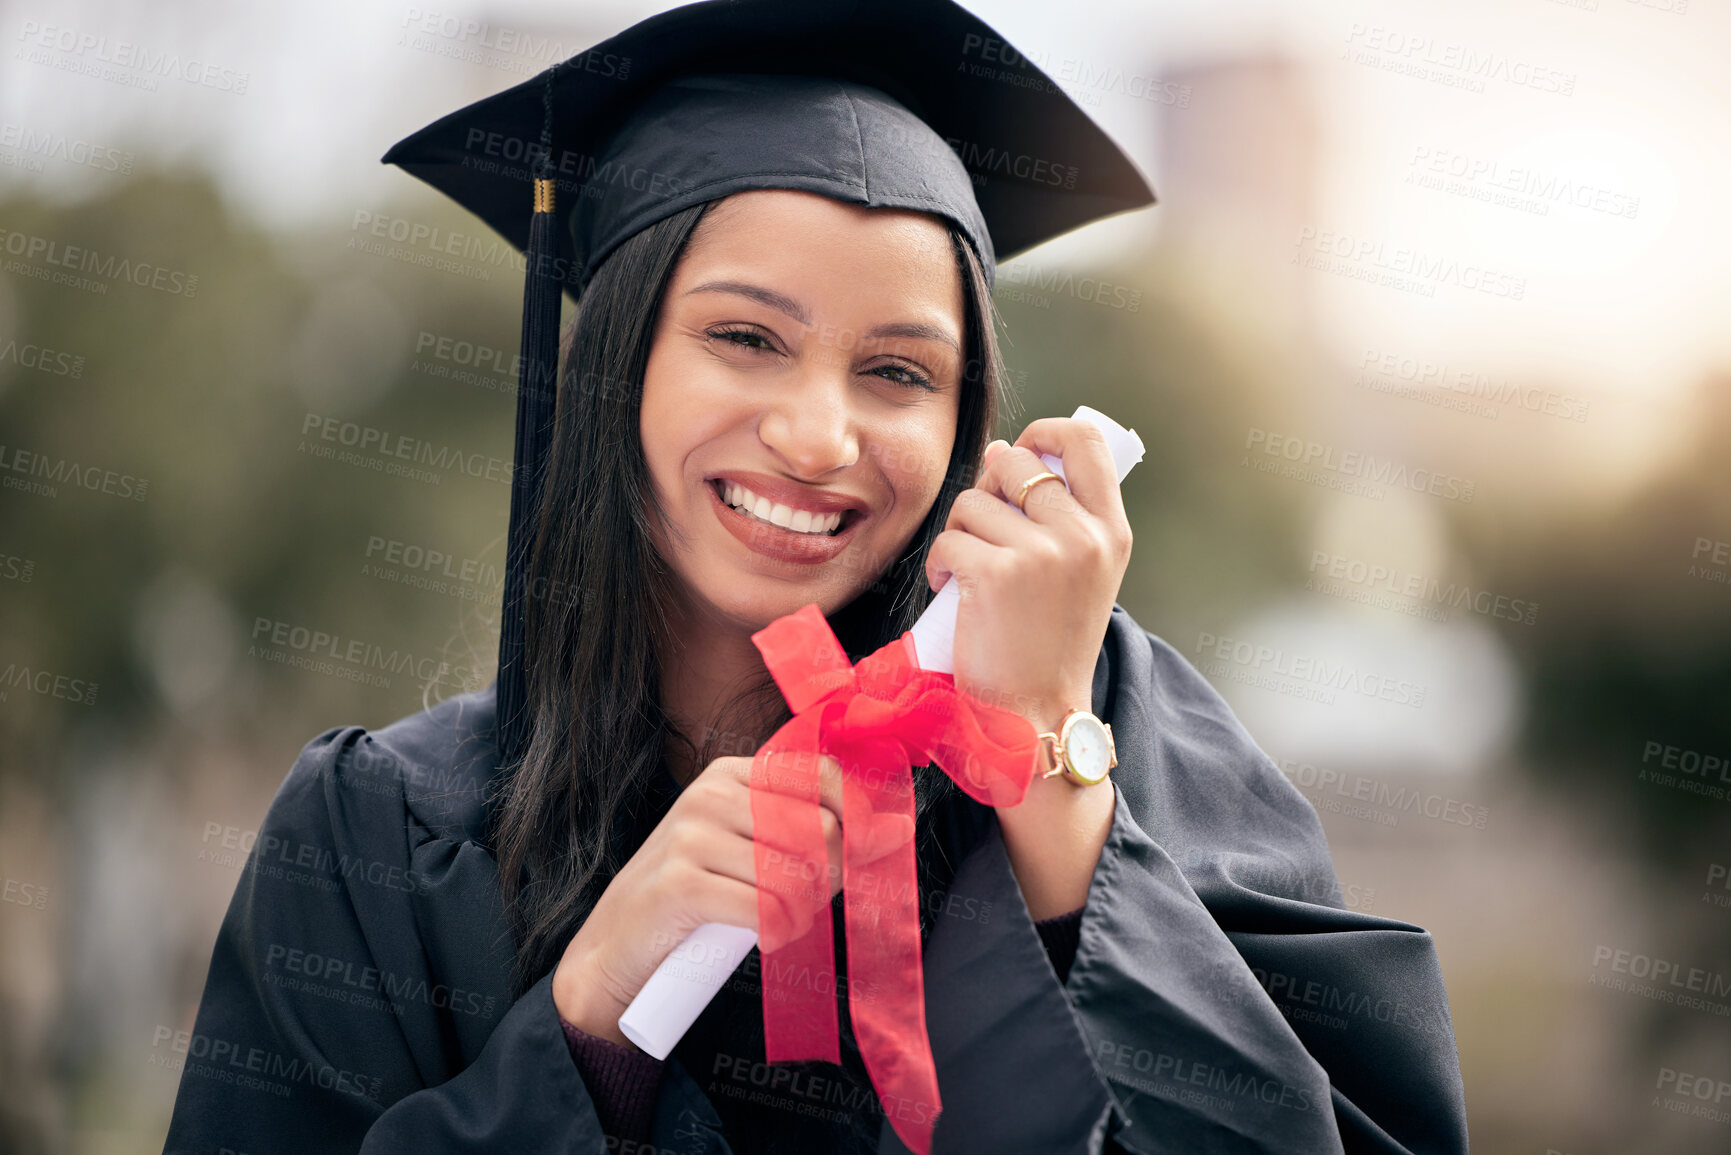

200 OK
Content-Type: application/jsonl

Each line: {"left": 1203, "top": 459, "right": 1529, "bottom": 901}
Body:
{"left": 747, "top": 603, "right": 1039, "bottom": 1155}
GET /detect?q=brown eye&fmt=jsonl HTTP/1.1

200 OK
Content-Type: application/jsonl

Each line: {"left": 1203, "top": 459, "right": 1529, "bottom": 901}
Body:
{"left": 709, "top": 327, "right": 773, "bottom": 351}
{"left": 870, "top": 363, "right": 936, "bottom": 392}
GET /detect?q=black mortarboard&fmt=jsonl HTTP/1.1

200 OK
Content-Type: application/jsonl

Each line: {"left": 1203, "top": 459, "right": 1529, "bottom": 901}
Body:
{"left": 381, "top": 0, "right": 1157, "bottom": 764}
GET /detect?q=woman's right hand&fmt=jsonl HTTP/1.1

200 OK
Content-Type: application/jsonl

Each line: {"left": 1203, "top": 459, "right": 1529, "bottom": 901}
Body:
{"left": 550, "top": 753, "right": 850, "bottom": 1048}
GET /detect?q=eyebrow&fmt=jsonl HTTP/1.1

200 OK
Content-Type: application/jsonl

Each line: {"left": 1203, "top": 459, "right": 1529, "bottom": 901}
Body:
{"left": 683, "top": 280, "right": 960, "bottom": 352}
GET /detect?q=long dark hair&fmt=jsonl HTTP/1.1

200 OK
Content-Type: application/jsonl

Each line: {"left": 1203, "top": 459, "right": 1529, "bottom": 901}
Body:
{"left": 490, "top": 196, "right": 1007, "bottom": 996}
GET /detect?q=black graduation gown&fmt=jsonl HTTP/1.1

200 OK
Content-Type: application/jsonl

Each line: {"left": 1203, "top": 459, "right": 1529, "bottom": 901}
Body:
{"left": 160, "top": 604, "right": 1469, "bottom": 1154}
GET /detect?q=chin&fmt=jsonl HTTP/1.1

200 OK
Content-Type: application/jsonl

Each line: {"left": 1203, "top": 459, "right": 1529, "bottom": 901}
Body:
{"left": 707, "top": 580, "right": 842, "bottom": 632}
{"left": 694, "top": 557, "right": 880, "bottom": 631}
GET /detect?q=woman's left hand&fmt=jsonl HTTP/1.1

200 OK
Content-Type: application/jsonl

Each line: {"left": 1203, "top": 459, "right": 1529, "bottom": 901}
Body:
{"left": 925, "top": 417, "right": 1132, "bottom": 737}
{"left": 923, "top": 417, "right": 1132, "bottom": 919}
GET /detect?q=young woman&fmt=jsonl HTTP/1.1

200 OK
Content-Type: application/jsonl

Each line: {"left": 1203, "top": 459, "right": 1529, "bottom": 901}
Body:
{"left": 523, "top": 182, "right": 1126, "bottom": 1152}
{"left": 163, "top": 3, "right": 1468, "bottom": 1153}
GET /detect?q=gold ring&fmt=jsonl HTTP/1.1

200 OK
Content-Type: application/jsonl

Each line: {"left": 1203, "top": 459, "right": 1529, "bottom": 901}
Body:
{"left": 1012, "top": 471, "right": 1063, "bottom": 514}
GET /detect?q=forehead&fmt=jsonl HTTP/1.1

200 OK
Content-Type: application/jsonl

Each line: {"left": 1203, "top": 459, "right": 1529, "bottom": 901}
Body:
{"left": 683, "top": 188, "right": 961, "bottom": 278}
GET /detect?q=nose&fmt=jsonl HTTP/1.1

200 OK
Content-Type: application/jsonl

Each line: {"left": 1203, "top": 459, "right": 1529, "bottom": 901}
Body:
{"left": 757, "top": 368, "right": 860, "bottom": 478}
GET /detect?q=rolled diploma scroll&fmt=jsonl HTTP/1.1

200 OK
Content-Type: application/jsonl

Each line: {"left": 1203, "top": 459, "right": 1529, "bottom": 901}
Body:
{"left": 616, "top": 404, "right": 1146, "bottom": 1059}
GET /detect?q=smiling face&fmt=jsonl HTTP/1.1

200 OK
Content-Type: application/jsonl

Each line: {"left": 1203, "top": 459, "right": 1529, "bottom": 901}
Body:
{"left": 639, "top": 188, "right": 965, "bottom": 638}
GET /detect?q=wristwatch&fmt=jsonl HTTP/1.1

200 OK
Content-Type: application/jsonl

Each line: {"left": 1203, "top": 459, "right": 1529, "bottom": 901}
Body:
{"left": 1035, "top": 708, "right": 1117, "bottom": 786}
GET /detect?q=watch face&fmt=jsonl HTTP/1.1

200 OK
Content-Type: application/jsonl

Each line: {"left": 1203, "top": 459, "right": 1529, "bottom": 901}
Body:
{"left": 1063, "top": 714, "right": 1112, "bottom": 784}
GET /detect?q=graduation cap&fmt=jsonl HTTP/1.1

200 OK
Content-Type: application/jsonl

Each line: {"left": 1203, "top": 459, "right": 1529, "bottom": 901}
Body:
{"left": 381, "top": 0, "right": 1157, "bottom": 765}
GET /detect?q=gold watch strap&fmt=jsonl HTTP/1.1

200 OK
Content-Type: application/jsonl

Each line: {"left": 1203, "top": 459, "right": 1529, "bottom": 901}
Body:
{"left": 1034, "top": 708, "right": 1115, "bottom": 785}
{"left": 1036, "top": 729, "right": 1066, "bottom": 779}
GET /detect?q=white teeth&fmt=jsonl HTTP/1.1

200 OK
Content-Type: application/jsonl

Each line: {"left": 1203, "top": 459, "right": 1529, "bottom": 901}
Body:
{"left": 717, "top": 481, "right": 845, "bottom": 535}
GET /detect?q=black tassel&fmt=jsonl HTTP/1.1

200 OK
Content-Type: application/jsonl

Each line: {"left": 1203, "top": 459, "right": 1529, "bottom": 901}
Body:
{"left": 498, "top": 66, "right": 564, "bottom": 766}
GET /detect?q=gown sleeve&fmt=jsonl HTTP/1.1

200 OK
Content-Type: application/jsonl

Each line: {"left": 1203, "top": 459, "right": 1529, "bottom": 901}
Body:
{"left": 159, "top": 724, "right": 638, "bottom": 1154}
{"left": 559, "top": 1017, "right": 666, "bottom": 1142}
{"left": 879, "top": 608, "right": 1470, "bottom": 1155}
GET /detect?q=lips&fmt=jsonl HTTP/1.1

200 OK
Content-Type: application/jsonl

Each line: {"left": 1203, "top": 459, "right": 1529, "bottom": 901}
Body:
{"left": 706, "top": 477, "right": 867, "bottom": 565}
{"left": 707, "top": 471, "right": 866, "bottom": 517}
{"left": 714, "top": 478, "right": 852, "bottom": 536}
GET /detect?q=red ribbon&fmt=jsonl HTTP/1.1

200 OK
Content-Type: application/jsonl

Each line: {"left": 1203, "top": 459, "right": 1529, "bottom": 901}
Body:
{"left": 747, "top": 603, "right": 1039, "bottom": 1155}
